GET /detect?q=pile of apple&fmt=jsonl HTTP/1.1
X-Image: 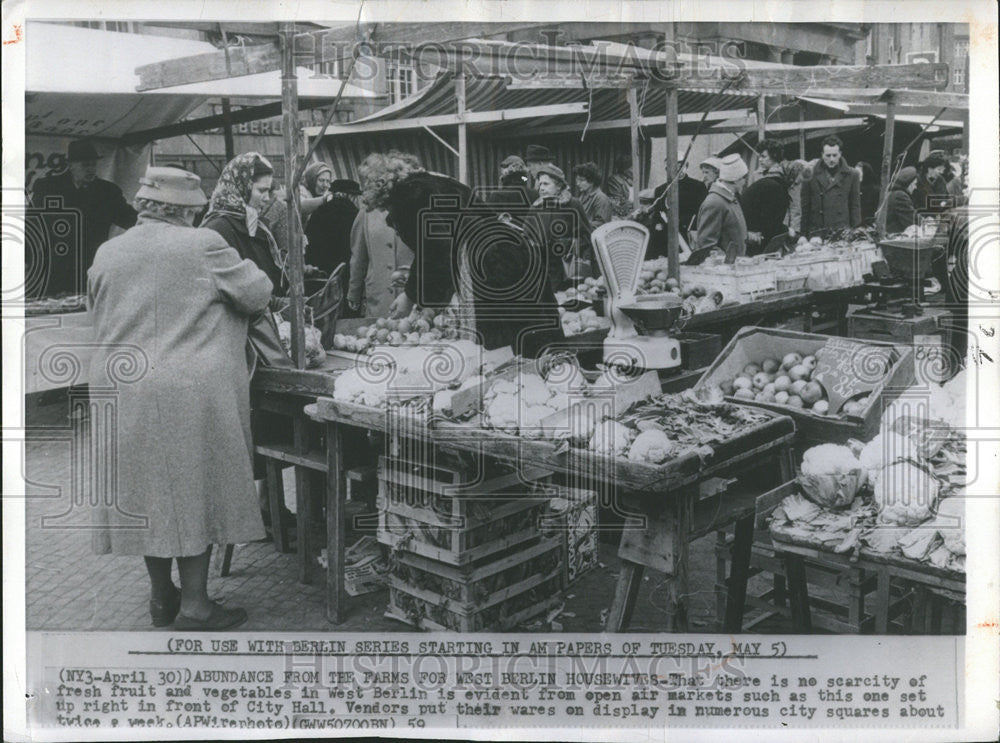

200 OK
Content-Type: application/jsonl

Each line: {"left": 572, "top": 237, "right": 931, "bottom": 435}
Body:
{"left": 559, "top": 276, "right": 605, "bottom": 304}
{"left": 721, "top": 352, "right": 837, "bottom": 415}
{"left": 560, "top": 307, "right": 610, "bottom": 336}
{"left": 332, "top": 307, "right": 459, "bottom": 353}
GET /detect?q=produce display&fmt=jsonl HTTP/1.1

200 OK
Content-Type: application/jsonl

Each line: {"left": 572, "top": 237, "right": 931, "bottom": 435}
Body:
{"left": 710, "top": 349, "right": 869, "bottom": 417}
{"left": 770, "top": 375, "right": 968, "bottom": 572}
{"left": 558, "top": 307, "right": 610, "bottom": 336}
{"left": 332, "top": 339, "right": 485, "bottom": 408}
{"left": 276, "top": 319, "right": 325, "bottom": 368}
{"left": 637, "top": 258, "right": 724, "bottom": 315}
{"left": 593, "top": 389, "right": 774, "bottom": 463}
{"left": 556, "top": 276, "right": 605, "bottom": 305}
{"left": 331, "top": 305, "right": 462, "bottom": 353}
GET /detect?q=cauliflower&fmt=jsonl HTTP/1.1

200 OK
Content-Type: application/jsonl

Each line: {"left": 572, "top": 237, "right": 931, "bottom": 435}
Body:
{"left": 332, "top": 368, "right": 386, "bottom": 407}
{"left": 519, "top": 374, "right": 553, "bottom": 406}
{"left": 277, "top": 320, "right": 325, "bottom": 367}
{"left": 859, "top": 433, "right": 916, "bottom": 489}
{"left": 485, "top": 392, "right": 519, "bottom": 432}
{"left": 798, "top": 444, "right": 864, "bottom": 510}
{"left": 873, "top": 461, "right": 938, "bottom": 526}
{"left": 627, "top": 429, "right": 676, "bottom": 464}
{"left": 487, "top": 379, "right": 518, "bottom": 399}
{"left": 588, "top": 420, "right": 634, "bottom": 457}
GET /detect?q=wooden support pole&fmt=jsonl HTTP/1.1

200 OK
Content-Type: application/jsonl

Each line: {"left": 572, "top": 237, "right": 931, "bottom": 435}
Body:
{"left": 877, "top": 96, "right": 896, "bottom": 235}
{"left": 961, "top": 109, "right": 969, "bottom": 153}
{"left": 627, "top": 86, "right": 642, "bottom": 211}
{"left": 756, "top": 94, "right": 766, "bottom": 171}
{"left": 456, "top": 72, "right": 468, "bottom": 185}
{"left": 664, "top": 90, "right": 681, "bottom": 280}
{"left": 798, "top": 103, "right": 807, "bottom": 159}
{"left": 220, "top": 98, "right": 235, "bottom": 161}
{"left": 281, "top": 24, "right": 306, "bottom": 369}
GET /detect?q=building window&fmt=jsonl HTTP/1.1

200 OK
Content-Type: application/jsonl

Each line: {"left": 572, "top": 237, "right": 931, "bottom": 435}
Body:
{"left": 387, "top": 60, "right": 416, "bottom": 104}
{"left": 953, "top": 39, "right": 969, "bottom": 88}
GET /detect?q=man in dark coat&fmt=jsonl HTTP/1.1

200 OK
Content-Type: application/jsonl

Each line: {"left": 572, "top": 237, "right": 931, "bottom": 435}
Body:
{"left": 384, "top": 171, "right": 564, "bottom": 358}
{"left": 29, "top": 140, "right": 137, "bottom": 296}
{"left": 800, "top": 135, "right": 861, "bottom": 238}
{"left": 693, "top": 154, "right": 748, "bottom": 264}
{"left": 304, "top": 179, "right": 361, "bottom": 277}
{"left": 741, "top": 166, "right": 790, "bottom": 255}
{"left": 645, "top": 157, "right": 708, "bottom": 258}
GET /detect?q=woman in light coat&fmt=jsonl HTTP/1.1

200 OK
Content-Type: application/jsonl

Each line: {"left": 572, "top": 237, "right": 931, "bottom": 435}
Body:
{"left": 88, "top": 166, "right": 272, "bottom": 631}
{"left": 347, "top": 152, "right": 418, "bottom": 318}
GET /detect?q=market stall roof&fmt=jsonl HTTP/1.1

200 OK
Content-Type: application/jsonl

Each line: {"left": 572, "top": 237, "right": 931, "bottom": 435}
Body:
{"left": 25, "top": 22, "right": 374, "bottom": 140}
{"left": 798, "top": 95, "right": 965, "bottom": 130}
{"left": 306, "top": 70, "right": 761, "bottom": 139}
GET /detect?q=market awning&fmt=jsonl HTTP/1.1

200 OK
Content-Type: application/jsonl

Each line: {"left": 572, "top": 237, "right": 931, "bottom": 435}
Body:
{"left": 798, "top": 96, "right": 965, "bottom": 131}
{"left": 26, "top": 22, "right": 376, "bottom": 140}
{"left": 306, "top": 71, "right": 760, "bottom": 139}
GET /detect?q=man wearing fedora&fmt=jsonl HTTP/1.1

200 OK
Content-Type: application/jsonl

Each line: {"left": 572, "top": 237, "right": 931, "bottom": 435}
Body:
{"left": 30, "top": 139, "right": 137, "bottom": 295}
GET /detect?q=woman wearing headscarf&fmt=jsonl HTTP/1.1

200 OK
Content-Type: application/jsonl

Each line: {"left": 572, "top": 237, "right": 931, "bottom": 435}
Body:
{"left": 347, "top": 152, "right": 418, "bottom": 318}
{"left": 89, "top": 167, "right": 272, "bottom": 630}
{"left": 883, "top": 167, "right": 920, "bottom": 235}
{"left": 299, "top": 161, "right": 334, "bottom": 225}
{"left": 201, "top": 153, "right": 284, "bottom": 293}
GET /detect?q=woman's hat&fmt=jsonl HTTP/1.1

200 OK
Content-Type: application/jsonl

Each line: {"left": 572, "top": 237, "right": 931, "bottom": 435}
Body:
{"left": 533, "top": 162, "right": 567, "bottom": 186}
{"left": 718, "top": 154, "right": 749, "bottom": 182}
{"left": 330, "top": 179, "right": 361, "bottom": 195}
{"left": 500, "top": 155, "right": 527, "bottom": 171}
{"left": 135, "top": 166, "right": 208, "bottom": 206}
{"left": 699, "top": 156, "right": 723, "bottom": 173}
{"left": 67, "top": 140, "right": 101, "bottom": 162}
{"left": 893, "top": 166, "right": 919, "bottom": 189}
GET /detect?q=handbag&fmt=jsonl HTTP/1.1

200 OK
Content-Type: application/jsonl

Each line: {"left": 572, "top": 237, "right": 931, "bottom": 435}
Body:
{"left": 247, "top": 310, "right": 294, "bottom": 372}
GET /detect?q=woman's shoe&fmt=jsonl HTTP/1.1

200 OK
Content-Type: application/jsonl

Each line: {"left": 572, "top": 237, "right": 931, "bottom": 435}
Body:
{"left": 149, "top": 585, "right": 181, "bottom": 627}
{"left": 174, "top": 602, "right": 248, "bottom": 631}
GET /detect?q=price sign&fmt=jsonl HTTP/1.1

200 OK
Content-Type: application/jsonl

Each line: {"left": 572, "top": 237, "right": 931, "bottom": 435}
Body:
{"left": 811, "top": 338, "right": 895, "bottom": 414}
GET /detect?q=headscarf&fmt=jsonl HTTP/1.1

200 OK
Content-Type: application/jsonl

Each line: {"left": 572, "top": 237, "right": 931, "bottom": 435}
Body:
{"left": 206, "top": 152, "right": 273, "bottom": 236}
{"left": 302, "top": 161, "right": 334, "bottom": 197}
{"left": 892, "top": 166, "right": 919, "bottom": 191}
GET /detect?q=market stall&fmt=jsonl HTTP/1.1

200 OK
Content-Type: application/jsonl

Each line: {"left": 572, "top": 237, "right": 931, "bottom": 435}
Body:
{"left": 127, "top": 24, "right": 965, "bottom": 633}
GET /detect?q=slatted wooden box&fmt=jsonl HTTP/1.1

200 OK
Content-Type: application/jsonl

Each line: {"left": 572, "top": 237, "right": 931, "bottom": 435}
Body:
{"left": 376, "top": 456, "right": 552, "bottom": 566}
{"left": 385, "top": 567, "right": 563, "bottom": 632}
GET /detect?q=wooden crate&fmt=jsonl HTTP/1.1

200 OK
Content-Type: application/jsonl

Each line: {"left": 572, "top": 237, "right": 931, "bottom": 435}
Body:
{"left": 388, "top": 536, "right": 563, "bottom": 610}
{"left": 695, "top": 326, "right": 915, "bottom": 442}
{"left": 385, "top": 569, "right": 563, "bottom": 631}
{"left": 376, "top": 456, "right": 552, "bottom": 565}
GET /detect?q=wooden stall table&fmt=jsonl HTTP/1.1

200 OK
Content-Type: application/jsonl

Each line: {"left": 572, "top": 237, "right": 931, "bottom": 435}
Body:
{"left": 305, "top": 395, "right": 797, "bottom": 629}
{"left": 757, "top": 484, "right": 966, "bottom": 634}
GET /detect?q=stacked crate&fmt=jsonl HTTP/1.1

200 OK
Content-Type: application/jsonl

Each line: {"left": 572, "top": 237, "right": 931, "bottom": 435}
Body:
{"left": 377, "top": 456, "right": 564, "bottom": 631}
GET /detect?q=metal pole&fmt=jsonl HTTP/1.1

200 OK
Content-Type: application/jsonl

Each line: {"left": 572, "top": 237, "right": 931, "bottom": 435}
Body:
{"left": 876, "top": 96, "right": 896, "bottom": 235}
{"left": 281, "top": 23, "right": 306, "bottom": 369}
{"left": 456, "top": 72, "right": 468, "bottom": 185}
{"left": 627, "top": 86, "right": 642, "bottom": 211}
{"left": 663, "top": 22, "right": 680, "bottom": 280}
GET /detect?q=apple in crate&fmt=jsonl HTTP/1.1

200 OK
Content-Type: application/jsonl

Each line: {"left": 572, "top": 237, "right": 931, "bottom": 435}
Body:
{"left": 800, "top": 381, "right": 824, "bottom": 406}
{"left": 786, "top": 395, "right": 805, "bottom": 408}
{"left": 781, "top": 353, "right": 802, "bottom": 370}
{"left": 773, "top": 375, "right": 791, "bottom": 392}
{"left": 761, "top": 358, "right": 780, "bottom": 374}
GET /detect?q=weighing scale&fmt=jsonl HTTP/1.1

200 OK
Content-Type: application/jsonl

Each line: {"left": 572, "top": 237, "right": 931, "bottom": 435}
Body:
{"left": 592, "top": 221, "right": 683, "bottom": 371}
{"left": 848, "top": 234, "right": 951, "bottom": 345}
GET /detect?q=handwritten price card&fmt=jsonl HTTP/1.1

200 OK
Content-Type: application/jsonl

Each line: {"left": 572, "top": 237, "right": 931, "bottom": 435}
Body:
{"left": 812, "top": 338, "right": 895, "bottom": 414}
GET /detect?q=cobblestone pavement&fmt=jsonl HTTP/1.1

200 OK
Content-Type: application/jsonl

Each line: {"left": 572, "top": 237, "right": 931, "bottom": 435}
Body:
{"left": 22, "top": 405, "right": 775, "bottom": 634}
